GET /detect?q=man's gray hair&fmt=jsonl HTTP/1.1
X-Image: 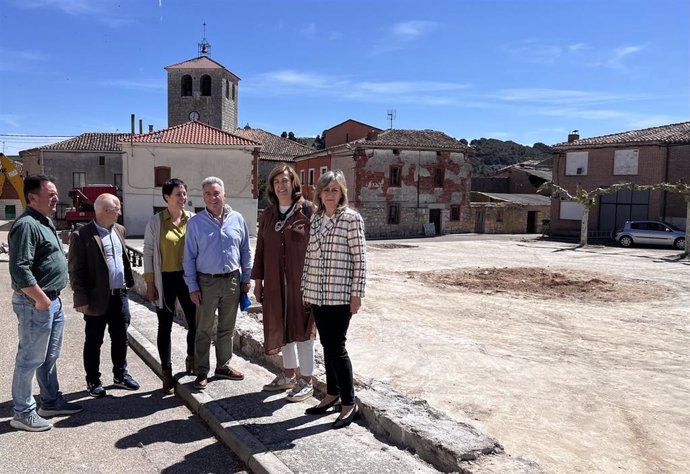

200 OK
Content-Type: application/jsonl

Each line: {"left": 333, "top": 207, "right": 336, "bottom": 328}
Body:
{"left": 202, "top": 176, "right": 224, "bottom": 189}
{"left": 94, "top": 193, "right": 119, "bottom": 212}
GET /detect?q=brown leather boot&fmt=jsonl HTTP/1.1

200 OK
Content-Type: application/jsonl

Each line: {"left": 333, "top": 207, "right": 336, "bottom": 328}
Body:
{"left": 162, "top": 369, "right": 174, "bottom": 394}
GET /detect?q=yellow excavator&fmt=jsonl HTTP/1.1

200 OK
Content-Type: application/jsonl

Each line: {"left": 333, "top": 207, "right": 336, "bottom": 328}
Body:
{"left": 0, "top": 153, "right": 26, "bottom": 208}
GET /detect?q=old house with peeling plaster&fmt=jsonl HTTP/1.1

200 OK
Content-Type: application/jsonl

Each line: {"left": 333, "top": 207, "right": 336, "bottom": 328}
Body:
{"left": 296, "top": 128, "right": 473, "bottom": 238}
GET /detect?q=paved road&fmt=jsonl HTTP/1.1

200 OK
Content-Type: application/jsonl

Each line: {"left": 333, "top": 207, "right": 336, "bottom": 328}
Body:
{"left": 0, "top": 256, "right": 247, "bottom": 474}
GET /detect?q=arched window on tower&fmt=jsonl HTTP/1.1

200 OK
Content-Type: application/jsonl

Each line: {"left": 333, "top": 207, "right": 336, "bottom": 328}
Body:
{"left": 225, "top": 79, "right": 230, "bottom": 99}
{"left": 200, "top": 75, "right": 212, "bottom": 96}
{"left": 181, "top": 75, "right": 192, "bottom": 96}
{"left": 232, "top": 82, "right": 236, "bottom": 101}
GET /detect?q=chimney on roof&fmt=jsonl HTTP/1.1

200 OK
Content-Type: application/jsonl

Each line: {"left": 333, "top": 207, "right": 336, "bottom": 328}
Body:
{"left": 568, "top": 130, "right": 580, "bottom": 142}
{"left": 366, "top": 129, "right": 378, "bottom": 141}
{"left": 131, "top": 114, "right": 135, "bottom": 135}
{"left": 148, "top": 125, "right": 154, "bottom": 133}
{"left": 139, "top": 119, "right": 143, "bottom": 134}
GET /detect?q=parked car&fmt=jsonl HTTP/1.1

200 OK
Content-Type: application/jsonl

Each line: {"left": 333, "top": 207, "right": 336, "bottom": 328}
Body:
{"left": 615, "top": 220, "right": 686, "bottom": 250}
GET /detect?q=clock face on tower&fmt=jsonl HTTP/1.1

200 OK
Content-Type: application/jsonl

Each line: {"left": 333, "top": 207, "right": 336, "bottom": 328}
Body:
{"left": 188, "top": 111, "right": 200, "bottom": 121}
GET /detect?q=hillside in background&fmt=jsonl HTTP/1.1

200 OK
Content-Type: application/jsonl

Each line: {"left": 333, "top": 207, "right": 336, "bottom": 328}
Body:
{"left": 466, "top": 138, "right": 553, "bottom": 176}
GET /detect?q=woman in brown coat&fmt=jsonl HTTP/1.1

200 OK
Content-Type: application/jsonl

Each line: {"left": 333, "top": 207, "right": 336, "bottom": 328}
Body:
{"left": 251, "top": 164, "right": 316, "bottom": 402}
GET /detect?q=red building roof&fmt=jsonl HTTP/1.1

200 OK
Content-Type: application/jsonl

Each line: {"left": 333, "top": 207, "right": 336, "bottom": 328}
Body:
{"left": 122, "top": 121, "right": 261, "bottom": 147}
{"left": 554, "top": 122, "right": 690, "bottom": 149}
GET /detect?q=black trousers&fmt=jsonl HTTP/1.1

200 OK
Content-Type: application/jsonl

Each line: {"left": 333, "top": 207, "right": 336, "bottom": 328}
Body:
{"left": 312, "top": 304, "right": 354, "bottom": 405}
{"left": 83, "top": 293, "right": 130, "bottom": 383}
{"left": 156, "top": 270, "right": 197, "bottom": 369}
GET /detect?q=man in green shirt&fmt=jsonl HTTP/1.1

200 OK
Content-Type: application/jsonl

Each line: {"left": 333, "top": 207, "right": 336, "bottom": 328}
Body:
{"left": 9, "top": 175, "right": 83, "bottom": 432}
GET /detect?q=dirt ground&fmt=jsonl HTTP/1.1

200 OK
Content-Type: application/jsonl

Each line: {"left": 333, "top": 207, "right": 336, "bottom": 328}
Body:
{"left": 353, "top": 236, "right": 689, "bottom": 474}
{"left": 5, "top": 218, "right": 685, "bottom": 473}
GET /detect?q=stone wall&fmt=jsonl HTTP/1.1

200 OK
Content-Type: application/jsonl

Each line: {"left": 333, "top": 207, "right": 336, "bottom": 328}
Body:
{"left": 167, "top": 68, "right": 237, "bottom": 131}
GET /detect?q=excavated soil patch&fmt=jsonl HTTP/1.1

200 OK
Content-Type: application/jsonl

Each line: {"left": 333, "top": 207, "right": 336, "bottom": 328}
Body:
{"left": 409, "top": 266, "right": 672, "bottom": 302}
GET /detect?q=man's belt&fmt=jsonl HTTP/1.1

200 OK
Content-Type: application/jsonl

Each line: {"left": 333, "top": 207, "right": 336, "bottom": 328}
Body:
{"left": 45, "top": 290, "right": 61, "bottom": 299}
{"left": 110, "top": 288, "right": 128, "bottom": 295}
{"left": 200, "top": 271, "right": 238, "bottom": 279}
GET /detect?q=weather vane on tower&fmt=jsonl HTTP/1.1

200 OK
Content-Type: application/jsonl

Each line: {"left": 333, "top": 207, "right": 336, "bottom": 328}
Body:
{"left": 198, "top": 22, "right": 211, "bottom": 57}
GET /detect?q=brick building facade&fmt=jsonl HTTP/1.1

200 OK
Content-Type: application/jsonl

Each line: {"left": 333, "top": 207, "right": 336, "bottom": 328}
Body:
{"left": 550, "top": 123, "right": 690, "bottom": 235}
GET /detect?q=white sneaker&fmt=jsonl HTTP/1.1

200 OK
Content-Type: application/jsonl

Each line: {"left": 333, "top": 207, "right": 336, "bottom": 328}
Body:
{"left": 286, "top": 378, "right": 314, "bottom": 402}
{"left": 262, "top": 374, "right": 296, "bottom": 392}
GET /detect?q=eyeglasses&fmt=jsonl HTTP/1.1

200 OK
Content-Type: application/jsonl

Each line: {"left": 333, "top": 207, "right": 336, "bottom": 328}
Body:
{"left": 106, "top": 207, "right": 121, "bottom": 213}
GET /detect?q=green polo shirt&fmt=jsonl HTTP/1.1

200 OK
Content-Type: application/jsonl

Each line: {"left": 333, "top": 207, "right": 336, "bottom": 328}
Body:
{"left": 9, "top": 207, "right": 68, "bottom": 292}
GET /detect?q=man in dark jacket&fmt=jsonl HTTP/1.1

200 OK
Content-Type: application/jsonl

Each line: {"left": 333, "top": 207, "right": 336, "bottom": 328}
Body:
{"left": 9, "top": 175, "right": 83, "bottom": 431}
{"left": 68, "top": 193, "right": 139, "bottom": 398}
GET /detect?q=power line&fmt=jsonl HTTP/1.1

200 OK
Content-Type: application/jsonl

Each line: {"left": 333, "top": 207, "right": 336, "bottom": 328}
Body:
{"left": 0, "top": 133, "right": 76, "bottom": 138}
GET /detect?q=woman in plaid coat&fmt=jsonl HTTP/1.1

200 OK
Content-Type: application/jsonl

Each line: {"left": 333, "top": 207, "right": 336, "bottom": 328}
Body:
{"left": 301, "top": 170, "right": 366, "bottom": 429}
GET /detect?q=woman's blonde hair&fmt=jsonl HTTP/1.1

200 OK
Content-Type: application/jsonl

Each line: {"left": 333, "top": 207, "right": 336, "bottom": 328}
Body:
{"left": 314, "top": 169, "right": 348, "bottom": 211}
{"left": 265, "top": 164, "right": 302, "bottom": 205}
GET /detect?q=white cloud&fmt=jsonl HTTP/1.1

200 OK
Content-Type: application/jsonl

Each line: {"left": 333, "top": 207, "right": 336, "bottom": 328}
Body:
{"left": 21, "top": 0, "right": 97, "bottom": 15}
{"left": 502, "top": 39, "right": 562, "bottom": 64}
{"left": 355, "top": 81, "right": 468, "bottom": 95}
{"left": 390, "top": 21, "right": 438, "bottom": 41}
{"left": 300, "top": 23, "right": 316, "bottom": 37}
{"left": 626, "top": 114, "right": 686, "bottom": 129}
{"left": 249, "top": 70, "right": 469, "bottom": 106}
{"left": 18, "top": 0, "right": 133, "bottom": 28}
{"left": 568, "top": 43, "right": 588, "bottom": 52}
{"left": 0, "top": 114, "right": 21, "bottom": 128}
{"left": 494, "top": 88, "right": 631, "bottom": 105}
{"left": 538, "top": 108, "right": 628, "bottom": 120}
{"left": 100, "top": 79, "right": 166, "bottom": 91}
{"left": 255, "top": 70, "right": 338, "bottom": 89}
{"left": 371, "top": 20, "right": 440, "bottom": 55}
{"left": 0, "top": 47, "right": 47, "bottom": 71}
{"left": 586, "top": 44, "right": 647, "bottom": 69}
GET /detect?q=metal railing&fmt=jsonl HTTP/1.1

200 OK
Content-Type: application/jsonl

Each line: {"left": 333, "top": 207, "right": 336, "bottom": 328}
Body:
{"left": 127, "top": 246, "right": 143, "bottom": 267}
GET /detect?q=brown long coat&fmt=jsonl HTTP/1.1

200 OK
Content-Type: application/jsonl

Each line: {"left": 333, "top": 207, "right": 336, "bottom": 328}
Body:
{"left": 251, "top": 200, "right": 315, "bottom": 354}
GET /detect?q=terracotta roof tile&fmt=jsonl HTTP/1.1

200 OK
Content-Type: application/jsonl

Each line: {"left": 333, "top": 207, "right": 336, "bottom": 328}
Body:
{"left": 294, "top": 129, "right": 470, "bottom": 160}
{"left": 164, "top": 56, "right": 240, "bottom": 79}
{"left": 324, "top": 119, "right": 380, "bottom": 133}
{"left": 554, "top": 121, "right": 690, "bottom": 149}
{"left": 233, "top": 128, "right": 314, "bottom": 161}
{"left": 123, "top": 121, "right": 261, "bottom": 147}
{"left": 40, "top": 133, "right": 130, "bottom": 152}
{"left": 352, "top": 129, "right": 471, "bottom": 151}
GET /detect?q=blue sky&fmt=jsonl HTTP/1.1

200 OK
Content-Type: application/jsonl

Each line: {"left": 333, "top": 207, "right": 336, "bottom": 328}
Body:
{"left": 0, "top": 0, "right": 688, "bottom": 156}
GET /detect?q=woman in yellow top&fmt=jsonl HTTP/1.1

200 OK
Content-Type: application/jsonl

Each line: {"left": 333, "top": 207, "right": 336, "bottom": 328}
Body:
{"left": 143, "top": 178, "right": 196, "bottom": 394}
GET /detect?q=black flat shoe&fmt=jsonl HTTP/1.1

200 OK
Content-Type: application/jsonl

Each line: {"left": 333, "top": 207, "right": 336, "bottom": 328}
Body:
{"left": 305, "top": 397, "right": 340, "bottom": 415}
{"left": 332, "top": 405, "right": 360, "bottom": 429}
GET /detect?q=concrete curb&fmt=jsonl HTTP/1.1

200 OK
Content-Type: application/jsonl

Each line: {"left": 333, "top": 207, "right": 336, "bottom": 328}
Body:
{"left": 128, "top": 324, "right": 294, "bottom": 474}
{"left": 127, "top": 265, "right": 544, "bottom": 473}
{"left": 233, "top": 313, "right": 544, "bottom": 473}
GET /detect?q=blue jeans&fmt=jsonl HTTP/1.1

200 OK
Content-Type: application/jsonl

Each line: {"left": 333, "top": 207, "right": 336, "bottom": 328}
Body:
{"left": 11, "top": 292, "right": 65, "bottom": 417}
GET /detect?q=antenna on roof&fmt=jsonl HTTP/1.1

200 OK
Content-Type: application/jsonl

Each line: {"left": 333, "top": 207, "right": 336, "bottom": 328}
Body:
{"left": 198, "top": 22, "right": 211, "bottom": 57}
{"left": 387, "top": 109, "right": 396, "bottom": 130}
